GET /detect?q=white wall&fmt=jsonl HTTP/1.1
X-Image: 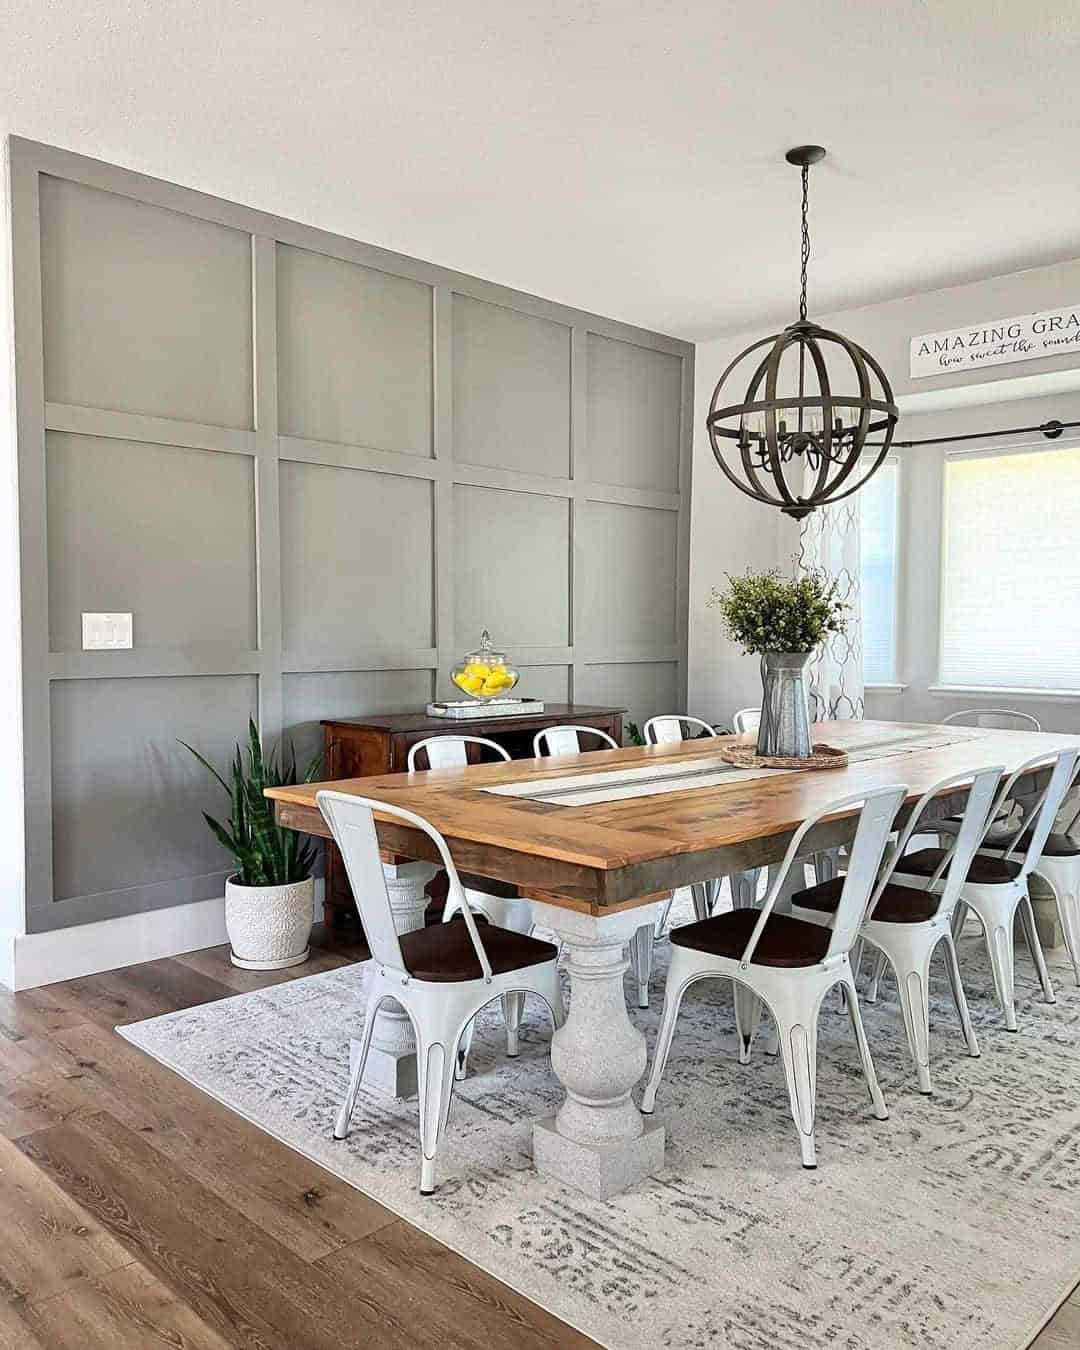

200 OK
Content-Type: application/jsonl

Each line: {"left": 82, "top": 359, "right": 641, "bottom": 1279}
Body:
{"left": 690, "top": 257, "right": 1080, "bottom": 730}
{"left": 687, "top": 328, "right": 789, "bottom": 726}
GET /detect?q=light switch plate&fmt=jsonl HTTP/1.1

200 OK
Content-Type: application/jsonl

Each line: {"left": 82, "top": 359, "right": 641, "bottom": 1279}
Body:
{"left": 81, "top": 612, "right": 133, "bottom": 650}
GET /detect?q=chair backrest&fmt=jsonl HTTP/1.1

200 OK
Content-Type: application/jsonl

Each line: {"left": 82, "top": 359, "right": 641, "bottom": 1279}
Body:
{"left": 533, "top": 724, "right": 620, "bottom": 757}
{"left": 943, "top": 708, "right": 1042, "bottom": 732}
{"left": 883, "top": 765, "right": 1005, "bottom": 916}
{"left": 407, "top": 734, "right": 511, "bottom": 771}
{"left": 315, "top": 791, "right": 494, "bottom": 982}
{"left": 643, "top": 715, "right": 717, "bottom": 745}
{"left": 741, "top": 784, "right": 907, "bottom": 967}
{"left": 733, "top": 707, "right": 761, "bottom": 736}
{"left": 993, "top": 746, "right": 1080, "bottom": 877}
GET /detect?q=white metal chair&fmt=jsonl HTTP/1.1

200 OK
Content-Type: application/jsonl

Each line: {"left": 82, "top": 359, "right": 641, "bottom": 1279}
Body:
{"left": 407, "top": 734, "right": 512, "bottom": 773}
{"left": 409, "top": 735, "right": 537, "bottom": 1073}
{"left": 727, "top": 703, "right": 835, "bottom": 909}
{"left": 899, "top": 748, "right": 1080, "bottom": 1030}
{"left": 643, "top": 715, "right": 721, "bottom": 930}
{"left": 317, "top": 791, "right": 564, "bottom": 1194}
{"left": 733, "top": 707, "right": 761, "bottom": 736}
{"left": 533, "top": 720, "right": 671, "bottom": 1010}
{"left": 642, "top": 783, "right": 906, "bottom": 1169}
{"left": 532, "top": 724, "right": 620, "bottom": 756}
{"left": 943, "top": 708, "right": 1042, "bottom": 732}
{"left": 792, "top": 765, "right": 1004, "bottom": 1094}
{"left": 643, "top": 714, "right": 718, "bottom": 744}
{"left": 983, "top": 787, "right": 1080, "bottom": 986}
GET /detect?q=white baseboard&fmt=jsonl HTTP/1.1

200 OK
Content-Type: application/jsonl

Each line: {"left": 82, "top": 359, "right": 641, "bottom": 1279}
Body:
{"left": 1, "top": 878, "right": 328, "bottom": 992}
{"left": 2, "top": 896, "right": 230, "bottom": 991}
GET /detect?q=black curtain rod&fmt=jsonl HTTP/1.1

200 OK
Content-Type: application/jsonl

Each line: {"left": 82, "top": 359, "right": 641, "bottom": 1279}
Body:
{"left": 868, "top": 417, "right": 1080, "bottom": 450}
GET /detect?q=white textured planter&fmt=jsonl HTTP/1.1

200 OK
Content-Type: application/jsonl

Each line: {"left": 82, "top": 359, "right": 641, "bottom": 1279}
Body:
{"left": 225, "top": 875, "right": 314, "bottom": 970}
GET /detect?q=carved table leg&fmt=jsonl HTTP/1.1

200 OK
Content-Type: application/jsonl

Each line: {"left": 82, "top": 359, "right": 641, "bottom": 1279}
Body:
{"left": 529, "top": 901, "right": 665, "bottom": 1200}
{"left": 358, "top": 860, "right": 439, "bottom": 1098}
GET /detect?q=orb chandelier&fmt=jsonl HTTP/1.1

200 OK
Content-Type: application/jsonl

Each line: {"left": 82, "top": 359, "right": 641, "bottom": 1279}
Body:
{"left": 706, "top": 146, "right": 899, "bottom": 519}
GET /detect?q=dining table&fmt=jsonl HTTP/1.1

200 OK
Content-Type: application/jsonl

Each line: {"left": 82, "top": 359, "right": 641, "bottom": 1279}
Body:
{"left": 266, "top": 717, "right": 1075, "bottom": 1199}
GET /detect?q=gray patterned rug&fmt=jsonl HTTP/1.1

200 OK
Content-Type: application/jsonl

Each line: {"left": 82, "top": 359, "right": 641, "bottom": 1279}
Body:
{"left": 119, "top": 897, "right": 1080, "bottom": 1350}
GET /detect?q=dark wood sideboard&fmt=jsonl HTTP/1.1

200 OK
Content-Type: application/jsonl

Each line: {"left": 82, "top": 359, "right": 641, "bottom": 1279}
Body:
{"left": 319, "top": 704, "right": 626, "bottom": 927}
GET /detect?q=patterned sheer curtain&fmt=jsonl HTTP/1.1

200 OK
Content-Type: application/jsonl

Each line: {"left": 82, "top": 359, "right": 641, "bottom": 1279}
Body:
{"left": 796, "top": 497, "right": 864, "bottom": 721}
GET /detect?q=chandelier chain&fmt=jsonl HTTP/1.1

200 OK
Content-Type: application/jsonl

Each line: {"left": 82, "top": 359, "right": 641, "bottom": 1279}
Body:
{"left": 799, "top": 163, "right": 810, "bottom": 322}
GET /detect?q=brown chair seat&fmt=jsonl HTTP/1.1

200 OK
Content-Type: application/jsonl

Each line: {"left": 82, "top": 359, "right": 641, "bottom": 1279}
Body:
{"left": 458, "top": 871, "right": 521, "bottom": 899}
{"left": 897, "top": 847, "right": 1023, "bottom": 884}
{"left": 399, "top": 917, "right": 556, "bottom": 983}
{"left": 793, "top": 876, "right": 940, "bottom": 925}
{"left": 983, "top": 831, "right": 1080, "bottom": 858}
{"left": 670, "top": 908, "right": 830, "bottom": 968}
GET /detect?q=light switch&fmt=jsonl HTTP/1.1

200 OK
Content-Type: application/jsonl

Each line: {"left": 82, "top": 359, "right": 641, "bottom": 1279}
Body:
{"left": 81, "top": 612, "right": 134, "bottom": 650}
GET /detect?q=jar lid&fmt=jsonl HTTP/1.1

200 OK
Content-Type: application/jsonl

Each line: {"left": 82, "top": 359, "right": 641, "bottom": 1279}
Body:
{"left": 461, "top": 629, "right": 508, "bottom": 665}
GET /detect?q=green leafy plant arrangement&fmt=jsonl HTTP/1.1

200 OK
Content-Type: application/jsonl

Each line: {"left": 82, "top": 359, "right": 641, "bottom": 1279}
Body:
{"left": 709, "top": 567, "right": 848, "bottom": 655}
{"left": 179, "top": 719, "right": 322, "bottom": 887}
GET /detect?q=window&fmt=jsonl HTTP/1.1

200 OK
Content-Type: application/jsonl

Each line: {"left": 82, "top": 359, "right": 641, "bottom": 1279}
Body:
{"left": 859, "top": 458, "right": 900, "bottom": 683}
{"left": 940, "top": 444, "right": 1080, "bottom": 690}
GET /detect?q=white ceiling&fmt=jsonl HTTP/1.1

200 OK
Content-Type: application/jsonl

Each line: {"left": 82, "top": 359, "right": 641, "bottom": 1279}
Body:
{"left": 4, "top": 1, "right": 1079, "bottom": 339}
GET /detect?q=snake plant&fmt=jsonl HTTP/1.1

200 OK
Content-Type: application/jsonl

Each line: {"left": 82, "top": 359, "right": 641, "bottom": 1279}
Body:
{"left": 180, "top": 719, "right": 322, "bottom": 887}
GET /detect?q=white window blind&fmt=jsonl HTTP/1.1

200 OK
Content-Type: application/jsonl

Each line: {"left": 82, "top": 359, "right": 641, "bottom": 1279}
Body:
{"left": 859, "top": 459, "right": 899, "bottom": 683}
{"left": 941, "top": 444, "right": 1080, "bottom": 690}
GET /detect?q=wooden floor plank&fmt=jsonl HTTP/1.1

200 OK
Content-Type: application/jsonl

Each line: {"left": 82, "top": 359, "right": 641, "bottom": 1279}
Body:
{"left": 319, "top": 1219, "right": 594, "bottom": 1350}
{"left": 0, "top": 1134, "right": 132, "bottom": 1306}
{"left": 4, "top": 937, "right": 1076, "bottom": 1350}
{"left": 43, "top": 1021, "right": 396, "bottom": 1261}
{"left": 17, "top": 1110, "right": 418, "bottom": 1350}
{"left": 21, "top": 1262, "right": 238, "bottom": 1350}
{"left": 1031, "top": 1297, "right": 1080, "bottom": 1349}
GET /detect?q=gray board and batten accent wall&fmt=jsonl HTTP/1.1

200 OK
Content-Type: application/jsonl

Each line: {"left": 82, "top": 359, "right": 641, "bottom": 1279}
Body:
{"left": 9, "top": 136, "right": 693, "bottom": 934}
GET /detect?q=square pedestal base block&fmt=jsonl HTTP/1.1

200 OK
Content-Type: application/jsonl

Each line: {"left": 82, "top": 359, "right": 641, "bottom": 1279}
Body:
{"left": 355, "top": 1037, "right": 418, "bottom": 1100}
{"left": 533, "top": 1116, "right": 665, "bottom": 1200}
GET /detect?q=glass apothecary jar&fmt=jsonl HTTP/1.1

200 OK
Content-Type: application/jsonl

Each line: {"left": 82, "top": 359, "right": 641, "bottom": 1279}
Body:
{"left": 450, "top": 630, "right": 520, "bottom": 700}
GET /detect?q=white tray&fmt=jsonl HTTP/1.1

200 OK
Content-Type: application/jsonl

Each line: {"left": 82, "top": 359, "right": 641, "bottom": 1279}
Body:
{"left": 426, "top": 699, "right": 545, "bottom": 720}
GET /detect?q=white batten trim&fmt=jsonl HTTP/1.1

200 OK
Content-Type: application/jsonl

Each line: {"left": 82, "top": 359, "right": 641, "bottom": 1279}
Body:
{"left": 928, "top": 685, "right": 1080, "bottom": 702}
{"left": 0, "top": 878, "right": 325, "bottom": 991}
{"left": 864, "top": 682, "right": 909, "bottom": 693}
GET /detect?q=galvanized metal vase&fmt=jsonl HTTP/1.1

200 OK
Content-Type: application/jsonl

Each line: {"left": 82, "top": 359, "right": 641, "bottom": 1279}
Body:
{"left": 757, "top": 651, "right": 813, "bottom": 758}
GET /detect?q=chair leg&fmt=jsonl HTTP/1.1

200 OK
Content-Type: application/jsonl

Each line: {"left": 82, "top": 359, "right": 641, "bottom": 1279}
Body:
{"left": 842, "top": 977, "right": 889, "bottom": 1120}
{"left": 730, "top": 869, "right": 759, "bottom": 909}
{"left": 773, "top": 995, "right": 821, "bottom": 1169}
{"left": 417, "top": 1032, "right": 461, "bottom": 1195}
{"left": 941, "top": 930, "right": 980, "bottom": 1057}
{"left": 641, "top": 968, "right": 694, "bottom": 1114}
{"left": 984, "top": 919, "right": 1019, "bottom": 1031}
{"left": 1018, "top": 893, "right": 1056, "bottom": 1005}
{"left": 334, "top": 991, "right": 383, "bottom": 1140}
{"left": 950, "top": 899, "right": 968, "bottom": 942}
{"left": 654, "top": 893, "right": 675, "bottom": 938}
{"left": 690, "top": 882, "right": 711, "bottom": 923}
{"left": 865, "top": 947, "right": 888, "bottom": 1004}
{"left": 1052, "top": 872, "right": 1080, "bottom": 987}
{"left": 537, "top": 964, "right": 566, "bottom": 1031}
{"left": 733, "top": 982, "right": 763, "bottom": 1065}
{"left": 629, "top": 922, "right": 654, "bottom": 1009}
{"left": 454, "top": 1017, "right": 476, "bottom": 1081}
{"left": 813, "top": 849, "right": 839, "bottom": 884}
{"left": 501, "top": 991, "right": 526, "bottom": 1056}
{"left": 890, "top": 944, "right": 935, "bottom": 1095}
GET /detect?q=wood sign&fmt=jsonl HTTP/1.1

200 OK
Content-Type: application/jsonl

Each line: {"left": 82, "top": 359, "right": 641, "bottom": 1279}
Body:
{"left": 910, "top": 303, "right": 1080, "bottom": 378}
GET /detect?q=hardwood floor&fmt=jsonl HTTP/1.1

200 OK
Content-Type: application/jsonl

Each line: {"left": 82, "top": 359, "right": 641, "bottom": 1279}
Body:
{"left": 0, "top": 925, "right": 1076, "bottom": 1349}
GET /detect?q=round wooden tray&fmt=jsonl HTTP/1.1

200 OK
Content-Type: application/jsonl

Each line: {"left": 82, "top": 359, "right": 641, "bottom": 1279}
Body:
{"left": 720, "top": 743, "right": 849, "bottom": 771}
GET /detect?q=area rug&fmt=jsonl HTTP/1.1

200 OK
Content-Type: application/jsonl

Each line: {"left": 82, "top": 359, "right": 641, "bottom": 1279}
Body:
{"left": 118, "top": 897, "right": 1080, "bottom": 1350}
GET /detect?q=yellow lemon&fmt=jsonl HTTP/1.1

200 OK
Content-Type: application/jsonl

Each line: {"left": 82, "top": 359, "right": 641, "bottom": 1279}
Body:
{"left": 465, "top": 662, "right": 491, "bottom": 678}
{"left": 460, "top": 674, "right": 485, "bottom": 693}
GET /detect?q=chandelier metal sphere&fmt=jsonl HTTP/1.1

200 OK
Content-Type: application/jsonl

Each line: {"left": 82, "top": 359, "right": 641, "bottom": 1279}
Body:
{"left": 706, "top": 146, "right": 899, "bottom": 519}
